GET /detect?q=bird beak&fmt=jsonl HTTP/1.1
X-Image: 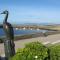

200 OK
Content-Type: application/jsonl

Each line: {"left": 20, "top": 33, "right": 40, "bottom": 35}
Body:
{"left": 1, "top": 12, "right": 3, "bottom": 14}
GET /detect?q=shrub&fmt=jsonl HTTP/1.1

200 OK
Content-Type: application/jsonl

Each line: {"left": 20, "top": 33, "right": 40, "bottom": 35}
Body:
{"left": 49, "top": 45, "right": 60, "bottom": 60}
{"left": 10, "top": 42, "right": 49, "bottom": 60}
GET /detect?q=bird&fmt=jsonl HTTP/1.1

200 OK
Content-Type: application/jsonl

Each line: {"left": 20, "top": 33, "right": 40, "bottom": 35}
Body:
{"left": 1, "top": 10, "right": 15, "bottom": 58}
{"left": 1, "top": 10, "right": 14, "bottom": 40}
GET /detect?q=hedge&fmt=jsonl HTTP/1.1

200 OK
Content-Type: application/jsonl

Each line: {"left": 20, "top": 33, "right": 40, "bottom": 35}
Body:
{"left": 10, "top": 42, "right": 49, "bottom": 60}
{"left": 8, "top": 42, "right": 60, "bottom": 60}
{"left": 49, "top": 45, "right": 60, "bottom": 60}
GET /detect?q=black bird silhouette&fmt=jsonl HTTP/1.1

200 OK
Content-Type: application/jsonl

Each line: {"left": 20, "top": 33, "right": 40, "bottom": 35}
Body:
{"left": 1, "top": 10, "right": 14, "bottom": 40}
{"left": 1, "top": 10, "right": 15, "bottom": 59}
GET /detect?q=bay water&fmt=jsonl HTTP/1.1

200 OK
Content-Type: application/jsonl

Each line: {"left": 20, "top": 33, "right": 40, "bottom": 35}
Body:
{"left": 0, "top": 28, "right": 47, "bottom": 37}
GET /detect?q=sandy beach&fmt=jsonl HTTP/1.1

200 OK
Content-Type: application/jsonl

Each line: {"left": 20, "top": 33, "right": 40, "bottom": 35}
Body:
{"left": 0, "top": 34, "right": 60, "bottom": 56}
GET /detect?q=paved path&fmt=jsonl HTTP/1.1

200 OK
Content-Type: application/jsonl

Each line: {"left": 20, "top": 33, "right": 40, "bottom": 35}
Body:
{"left": 0, "top": 34, "right": 60, "bottom": 56}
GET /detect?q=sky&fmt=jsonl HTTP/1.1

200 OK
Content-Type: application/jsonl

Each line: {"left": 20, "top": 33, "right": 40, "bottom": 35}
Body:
{"left": 0, "top": 0, "right": 60, "bottom": 24}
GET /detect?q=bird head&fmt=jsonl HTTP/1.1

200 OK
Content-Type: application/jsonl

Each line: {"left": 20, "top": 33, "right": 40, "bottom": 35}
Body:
{"left": 1, "top": 10, "right": 9, "bottom": 14}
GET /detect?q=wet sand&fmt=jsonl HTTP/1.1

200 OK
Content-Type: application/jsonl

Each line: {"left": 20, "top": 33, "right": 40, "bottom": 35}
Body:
{"left": 0, "top": 34, "right": 60, "bottom": 56}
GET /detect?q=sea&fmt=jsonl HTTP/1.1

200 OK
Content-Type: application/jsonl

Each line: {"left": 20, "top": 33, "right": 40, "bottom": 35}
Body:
{"left": 0, "top": 28, "right": 47, "bottom": 37}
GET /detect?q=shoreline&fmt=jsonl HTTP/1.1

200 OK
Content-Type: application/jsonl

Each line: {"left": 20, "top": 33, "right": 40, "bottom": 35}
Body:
{"left": 0, "top": 31, "right": 60, "bottom": 43}
{"left": 0, "top": 34, "right": 60, "bottom": 55}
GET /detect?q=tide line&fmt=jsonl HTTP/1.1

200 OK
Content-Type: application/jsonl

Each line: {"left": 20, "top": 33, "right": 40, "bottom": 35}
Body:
{"left": 42, "top": 41, "right": 50, "bottom": 45}
{"left": 51, "top": 40, "right": 60, "bottom": 44}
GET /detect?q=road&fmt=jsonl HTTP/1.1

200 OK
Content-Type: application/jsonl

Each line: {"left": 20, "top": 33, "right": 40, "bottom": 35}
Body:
{"left": 0, "top": 34, "right": 60, "bottom": 56}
